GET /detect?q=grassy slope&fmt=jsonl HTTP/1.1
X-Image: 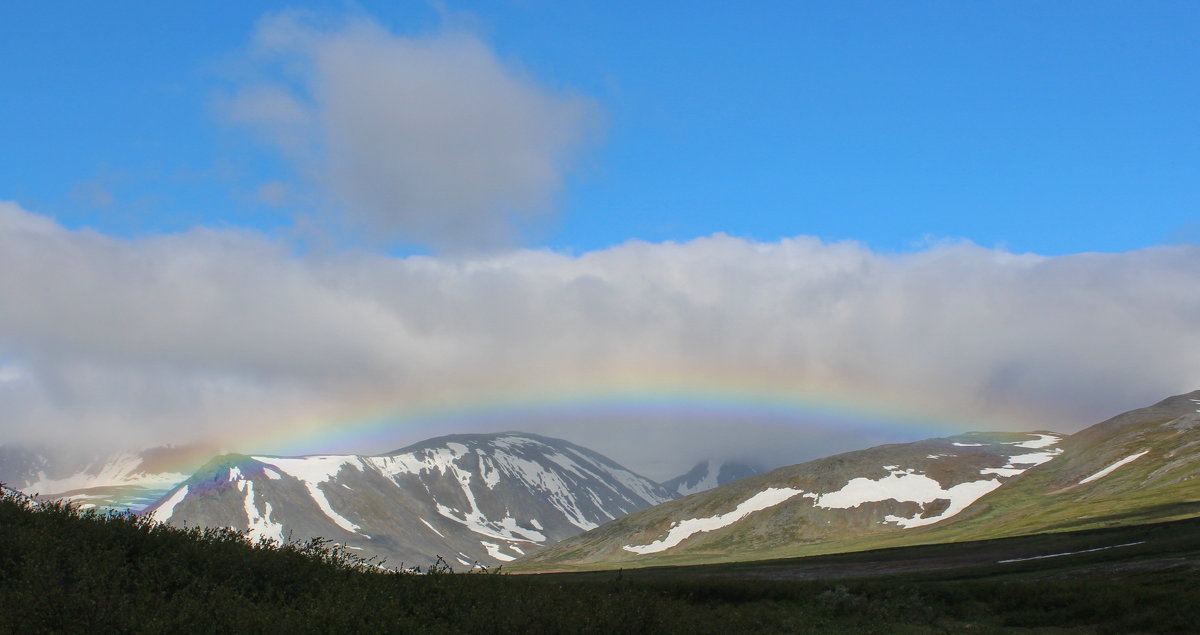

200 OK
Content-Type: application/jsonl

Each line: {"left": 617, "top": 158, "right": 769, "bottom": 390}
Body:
{"left": 3, "top": 488, "right": 1200, "bottom": 633}
{"left": 513, "top": 394, "right": 1200, "bottom": 572}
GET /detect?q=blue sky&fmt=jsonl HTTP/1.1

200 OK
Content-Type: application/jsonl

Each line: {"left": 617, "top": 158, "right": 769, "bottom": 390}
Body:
{"left": 2, "top": 3, "right": 1199, "bottom": 473}
{"left": 3, "top": 2, "right": 1197, "bottom": 254}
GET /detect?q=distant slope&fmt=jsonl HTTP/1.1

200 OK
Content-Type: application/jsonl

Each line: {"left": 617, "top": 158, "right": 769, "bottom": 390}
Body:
{"left": 145, "top": 432, "right": 675, "bottom": 568}
{"left": 515, "top": 390, "right": 1200, "bottom": 572}
{"left": 0, "top": 444, "right": 208, "bottom": 512}
{"left": 514, "top": 430, "right": 1063, "bottom": 570}
{"left": 662, "top": 460, "right": 762, "bottom": 496}
{"left": 883, "top": 389, "right": 1200, "bottom": 544}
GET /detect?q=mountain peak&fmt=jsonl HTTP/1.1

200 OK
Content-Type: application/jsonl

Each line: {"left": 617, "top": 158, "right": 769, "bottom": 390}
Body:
{"left": 143, "top": 431, "right": 676, "bottom": 568}
{"left": 663, "top": 460, "right": 763, "bottom": 496}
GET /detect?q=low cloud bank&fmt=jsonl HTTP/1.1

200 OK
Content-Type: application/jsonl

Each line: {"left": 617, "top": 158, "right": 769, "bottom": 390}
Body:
{"left": 1, "top": 201, "right": 1197, "bottom": 476}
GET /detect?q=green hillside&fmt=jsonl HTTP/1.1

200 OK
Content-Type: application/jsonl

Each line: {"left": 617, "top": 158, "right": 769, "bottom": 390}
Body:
{"left": 513, "top": 391, "right": 1200, "bottom": 572}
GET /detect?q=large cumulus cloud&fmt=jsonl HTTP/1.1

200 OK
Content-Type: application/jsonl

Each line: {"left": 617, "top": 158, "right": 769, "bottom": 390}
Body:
{"left": 2, "top": 201, "right": 1198, "bottom": 478}
{"left": 220, "top": 12, "right": 598, "bottom": 250}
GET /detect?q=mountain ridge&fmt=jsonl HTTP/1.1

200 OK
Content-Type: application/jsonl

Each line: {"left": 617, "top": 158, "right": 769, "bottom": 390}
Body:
{"left": 144, "top": 431, "right": 676, "bottom": 568}
{"left": 512, "top": 390, "right": 1200, "bottom": 571}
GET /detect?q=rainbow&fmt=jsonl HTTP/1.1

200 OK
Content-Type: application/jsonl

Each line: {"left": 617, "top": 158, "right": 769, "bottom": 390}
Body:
{"left": 208, "top": 370, "right": 1026, "bottom": 460}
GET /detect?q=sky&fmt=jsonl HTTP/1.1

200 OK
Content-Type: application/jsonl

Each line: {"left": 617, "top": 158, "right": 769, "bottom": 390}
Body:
{"left": 1, "top": 2, "right": 1198, "bottom": 479}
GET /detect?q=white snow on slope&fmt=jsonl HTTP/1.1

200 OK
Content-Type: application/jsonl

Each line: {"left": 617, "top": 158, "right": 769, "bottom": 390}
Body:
{"left": 26, "top": 451, "right": 190, "bottom": 497}
{"left": 813, "top": 468, "right": 1004, "bottom": 528}
{"left": 883, "top": 479, "right": 1004, "bottom": 528}
{"left": 237, "top": 479, "right": 284, "bottom": 543}
{"left": 149, "top": 485, "right": 189, "bottom": 523}
{"left": 369, "top": 436, "right": 668, "bottom": 538}
{"left": 1007, "top": 451, "right": 1059, "bottom": 466}
{"left": 675, "top": 460, "right": 721, "bottom": 496}
{"left": 252, "top": 456, "right": 364, "bottom": 534}
{"left": 977, "top": 435, "right": 1063, "bottom": 478}
{"left": 998, "top": 541, "right": 1145, "bottom": 563}
{"left": 952, "top": 442, "right": 985, "bottom": 447}
{"left": 1079, "top": 451, "right": 1150, "bottom": 485}
{"left": 623, "top": 488, "right": 805, "bottom": 555}
{"left": 420, "top": 518, "right": 445, "bottom": 538}
{"left": 480, "top": 541, "right": 516, "bottom": 562}
{"left": 980, "top": 467, "right": 1025, "bottom": 477}
{"left": 1009, "top": 434, "right": 1061, "bottom": 449}
{"left": 1191, "top": 398, "right": 1200, "bottom": 413}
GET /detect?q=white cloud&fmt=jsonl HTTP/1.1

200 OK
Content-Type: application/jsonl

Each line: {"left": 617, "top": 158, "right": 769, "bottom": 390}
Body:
{"left": 220, "top": 12, "right": 599, "bottom": 250}
{"left": 1, "top": 201, "right": 1198, "bottom": 477}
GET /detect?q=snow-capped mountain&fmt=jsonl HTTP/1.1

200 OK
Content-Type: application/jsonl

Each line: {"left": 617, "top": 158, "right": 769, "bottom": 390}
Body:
{"left": 0, "top": 444, "right": 208, "bottom": 512}
{"left": 663, "top": 460, "right": 762, "bottom": 496}
{"left": 515, "top": 430, "right": 1064, "bottom": 569}
{"left": 144, "top": 432, "right": 676, "bottom": 568}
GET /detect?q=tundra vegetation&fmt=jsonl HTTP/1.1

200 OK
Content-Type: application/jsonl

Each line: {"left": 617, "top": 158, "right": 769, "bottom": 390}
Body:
{"left": 2, "top": 488, "right": 1197, "bottom": 633}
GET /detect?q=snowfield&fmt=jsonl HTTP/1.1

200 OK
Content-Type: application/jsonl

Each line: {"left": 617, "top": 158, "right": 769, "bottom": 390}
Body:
{"left": 252, "top": 456, "right": 365, "bottom": 534}
{"left": 623, "top": 488, "right": 806, "bottom": 554}
{"left": 813, "top": 468, "right": 1004, "bottom": 528}
{"left": 148, "top": 485, "right": 189, "bottom": 523}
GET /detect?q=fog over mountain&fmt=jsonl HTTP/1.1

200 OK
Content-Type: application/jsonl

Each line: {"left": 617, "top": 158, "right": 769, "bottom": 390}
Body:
{"left": 3, "top": 201, "right": 1200, "bottom": 478}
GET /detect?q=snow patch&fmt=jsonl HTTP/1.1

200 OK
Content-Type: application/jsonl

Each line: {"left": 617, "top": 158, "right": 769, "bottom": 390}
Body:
{"left": 1079, "top": 451, "right": 1150, "bottom": 485}
{"left": 1008, "top": 434, "right": 1061, "bottom": 449}
{"left": 1007, "top": 451, "right": 1059, "bottom": 466}
{"left": 251, "top": 455, "right": 363, "bottom": 484}
{"left": 675, "top": 460, "right": 721, "bottom": 496}
{"left": 883, "top": 479, "right": 1003, "bottom": 528}
{"left": 623, "top": 488, "right": 805, "bottom": 555}
{"left": 419, "top": 518, "right": 445, "bottom": 538}
{"left": 25, "top": 451, "right": 190, "bottom": 498}
{"left": 813, "top": 467, "right": 1003, "bottom": 528}
{"left": 240, "top": 479, "right": 285, "bottom": 544}
{"left": 251, "top": 456, "right": 364, "bottom": 534}
{"left": 998, "top": 541, "right": 1145, "bottom": 563}
{"left": 262, "top": 467, "right": 281, "bottom": 480}
{"left": 980, "top": 467, "right": 1025, "bottom": 477}
{"left": 149, "top": 485, "right": 189, "bottom": 523}
{"left": 480, "top": 541, "right": 516, "bottom": 562}
{"left": 952, "top": 442, "right": 985, "bottom": 447}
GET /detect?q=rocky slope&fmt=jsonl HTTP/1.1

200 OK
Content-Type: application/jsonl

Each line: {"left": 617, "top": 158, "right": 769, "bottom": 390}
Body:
{"left": 144, "top": 432, "right": 675, "bottom": 569}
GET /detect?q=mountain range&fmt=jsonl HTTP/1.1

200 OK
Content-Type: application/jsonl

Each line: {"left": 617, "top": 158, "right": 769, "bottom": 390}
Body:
{"left": 3, "top": 390, "right": 1198, "bottom": 572}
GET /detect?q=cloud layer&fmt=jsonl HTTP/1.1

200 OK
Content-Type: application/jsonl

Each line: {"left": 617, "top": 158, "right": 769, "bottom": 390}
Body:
{"left": 221, "top": 13, "right": 597, "bottom": 250}
{"left": 2, "top": 201, "right": 1198, "bottom": 477}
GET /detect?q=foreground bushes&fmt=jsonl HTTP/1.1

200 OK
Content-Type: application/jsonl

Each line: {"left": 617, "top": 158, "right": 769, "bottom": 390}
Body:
{"left": 1, "top": 488, "right": 1195, "bottom": 633}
